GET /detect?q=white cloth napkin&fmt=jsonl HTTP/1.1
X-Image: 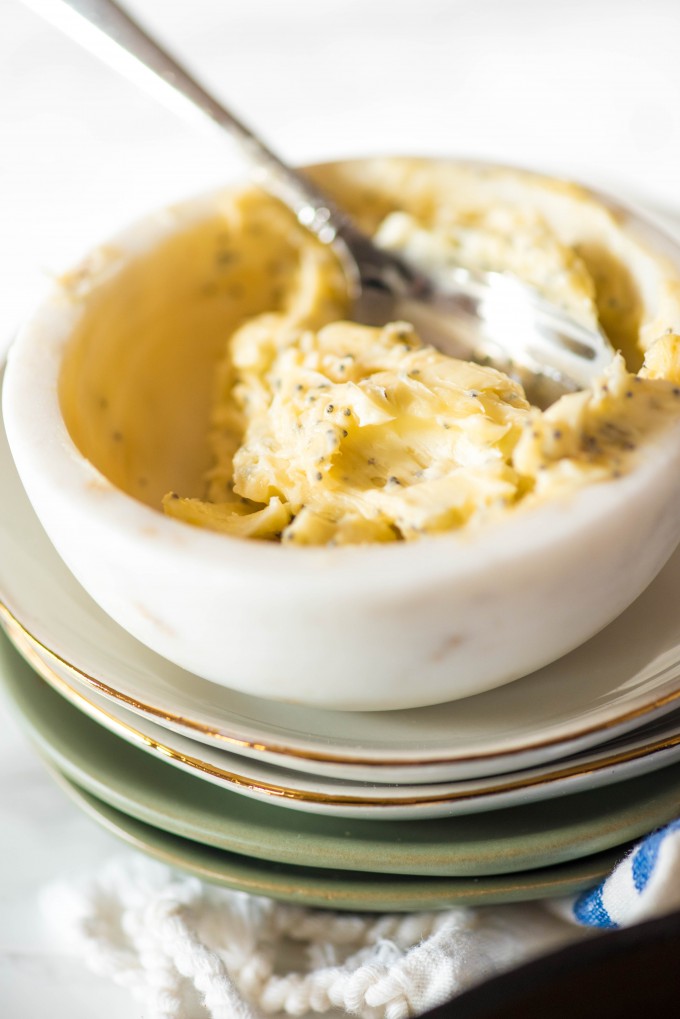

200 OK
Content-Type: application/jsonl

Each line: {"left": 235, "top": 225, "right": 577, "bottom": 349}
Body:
{"left": 39, "top": 819, "right": 680, "bottom": 1019}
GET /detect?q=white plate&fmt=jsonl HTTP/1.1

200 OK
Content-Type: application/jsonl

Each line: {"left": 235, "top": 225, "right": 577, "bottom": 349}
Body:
{"left": 11, "top": 624, "right": 680, "bottom": 819}
{"left": 3, "top": 381, "right": 680, "bottom": 783}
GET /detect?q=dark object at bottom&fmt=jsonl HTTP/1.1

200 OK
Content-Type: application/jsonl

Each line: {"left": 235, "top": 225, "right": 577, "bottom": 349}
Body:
{"left": 423, "top": 907, "right": 680, "bottom": 1019}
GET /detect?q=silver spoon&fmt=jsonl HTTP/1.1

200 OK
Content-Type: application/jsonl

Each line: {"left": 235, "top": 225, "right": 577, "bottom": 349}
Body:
{"left": 23, "top": 0, "right": 616, "bottom": 401}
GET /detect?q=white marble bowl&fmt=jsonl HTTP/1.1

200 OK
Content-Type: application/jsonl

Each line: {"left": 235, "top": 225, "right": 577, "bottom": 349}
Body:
{"left": 5, "top": 159, "right": 680, "bottom": 710}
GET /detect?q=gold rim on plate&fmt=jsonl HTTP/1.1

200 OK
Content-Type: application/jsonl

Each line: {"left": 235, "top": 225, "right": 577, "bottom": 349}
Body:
{"left": 3, "top": 593, "right": 680, "bottom": 772}
{"left": 3, "top": 604, "right": 680, "bottom": 812}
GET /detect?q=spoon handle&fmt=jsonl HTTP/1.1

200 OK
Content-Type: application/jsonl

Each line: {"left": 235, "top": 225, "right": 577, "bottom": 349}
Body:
{"left": 23, "top": 0, "right": 427, "bottom": 296}
{"left": 23, "top": 0, "right": 354, "bottom": 245}
{"left": 20, "top": 0, "right": 613, "bottom": 391}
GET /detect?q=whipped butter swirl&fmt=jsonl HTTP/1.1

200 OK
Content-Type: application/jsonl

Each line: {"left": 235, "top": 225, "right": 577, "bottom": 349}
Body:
{"left": 162, "top": 165, "right": 680, "bottom": 545}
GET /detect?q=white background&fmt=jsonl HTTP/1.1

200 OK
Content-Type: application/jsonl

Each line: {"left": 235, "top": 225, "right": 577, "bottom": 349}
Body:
{"left": 1, "top": 0, "right": 680, "bottom": 1014}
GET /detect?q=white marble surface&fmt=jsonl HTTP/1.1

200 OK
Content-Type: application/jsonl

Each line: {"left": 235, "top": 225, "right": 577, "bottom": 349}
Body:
{"left": 2, "top": 0, "right": 680, "bottom": 1014}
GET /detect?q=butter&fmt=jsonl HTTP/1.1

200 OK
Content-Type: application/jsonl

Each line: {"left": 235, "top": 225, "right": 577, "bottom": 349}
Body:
{"left": 162, "top": 166, "right": 680, "bottom": 545}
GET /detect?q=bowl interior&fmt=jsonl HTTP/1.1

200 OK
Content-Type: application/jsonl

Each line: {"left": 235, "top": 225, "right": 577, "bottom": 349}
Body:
{"left": 57, "top": 158, "right": 679, "bottom": 520}
{"left": 58, "top": 212, "right": 281, "bottom": 508}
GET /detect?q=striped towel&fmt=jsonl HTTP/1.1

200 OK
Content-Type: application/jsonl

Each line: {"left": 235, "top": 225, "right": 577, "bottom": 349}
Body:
{"left": 40, "top": 819, "right": 680, "bottom": 1019}
{"left": 559, "top": 818, "right": 680, "bottom": 928}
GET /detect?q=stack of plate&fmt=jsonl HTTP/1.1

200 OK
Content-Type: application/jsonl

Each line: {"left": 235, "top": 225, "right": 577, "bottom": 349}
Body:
{"left": 2, "top": 393, "right": 680, "bottom": 913}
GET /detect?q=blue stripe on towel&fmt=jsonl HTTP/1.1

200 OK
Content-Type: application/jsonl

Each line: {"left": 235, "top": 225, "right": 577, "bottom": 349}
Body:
{"left": 572, "top": 884, "right": 615, "bottom": 928}
{"left": 631, "top": 818, "right": 680, "bottom": 893}
{"left": 571, "top": 819, "right": 680, "bottom": 928}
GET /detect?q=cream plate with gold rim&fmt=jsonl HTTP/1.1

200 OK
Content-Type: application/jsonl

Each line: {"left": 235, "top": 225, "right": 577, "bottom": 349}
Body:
{"left": 8, "top": 620, "right": 680, "bottom": 820}
{"left": 5, "top": 635, "right": 680, "bottom": 880}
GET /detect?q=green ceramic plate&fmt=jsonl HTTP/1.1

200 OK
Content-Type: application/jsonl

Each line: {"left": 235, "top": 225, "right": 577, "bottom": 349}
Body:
{"left": 53, "top": 769, "right": 621, "bottom": 912}
{"left": 2, "top": 634, "right": 680, "bottom": 878}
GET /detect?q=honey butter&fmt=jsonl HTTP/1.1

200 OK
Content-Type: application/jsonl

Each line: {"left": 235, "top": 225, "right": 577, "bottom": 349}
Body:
{"left": 160, "top": 161, "right": 680, "bottom": 545}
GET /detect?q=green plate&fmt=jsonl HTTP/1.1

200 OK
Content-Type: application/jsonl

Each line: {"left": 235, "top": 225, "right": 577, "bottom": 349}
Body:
{"left": 2, "top": 634, "right": 680, "bottom": 879}
{"left": 53, "top": 769, "right": 621, "bottom": 912}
